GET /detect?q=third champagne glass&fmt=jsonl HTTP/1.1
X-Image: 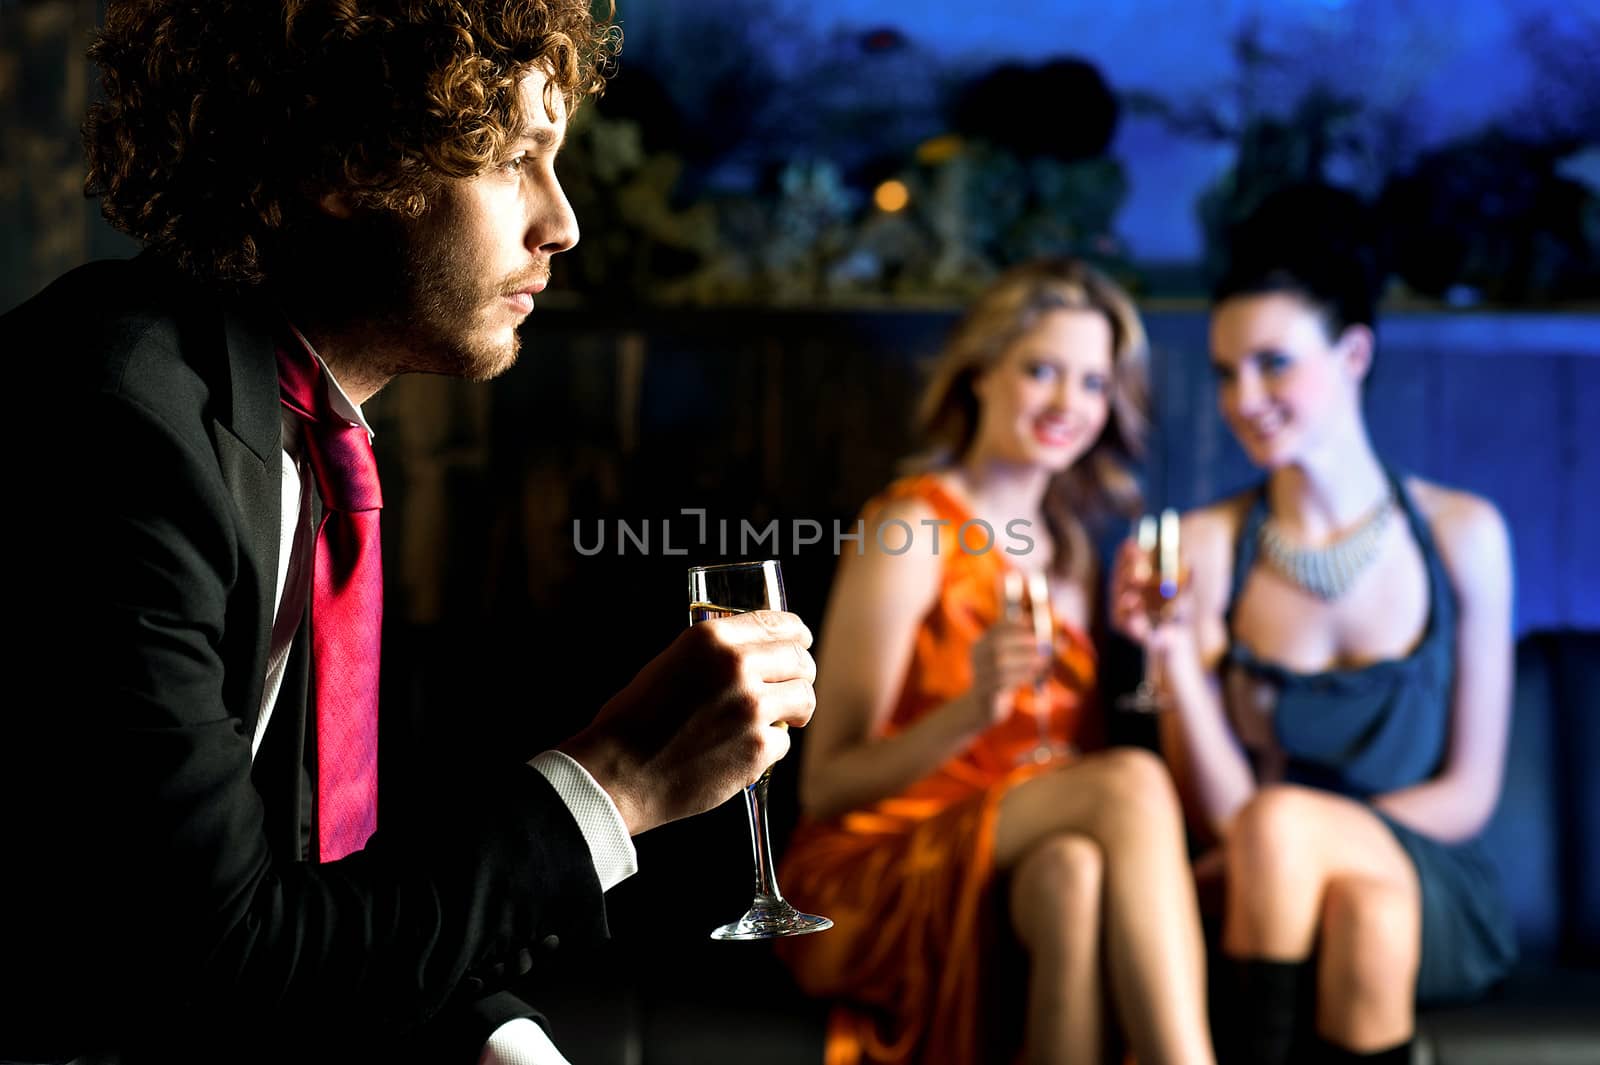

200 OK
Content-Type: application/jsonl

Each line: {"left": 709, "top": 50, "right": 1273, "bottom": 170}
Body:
{"left": 689, "top": 560, "right": 832, "bottom": 940}
{"left": 1118, "top": 509, "right": 1184, "bottom": 713}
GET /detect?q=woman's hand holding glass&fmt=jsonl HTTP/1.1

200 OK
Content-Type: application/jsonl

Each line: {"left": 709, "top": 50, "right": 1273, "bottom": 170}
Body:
{"left": 965, "top": 593, "right": 1050, "bottom": 733}
{"left": 1111, "top": 510, "right": 1193, "bottom": 712}
{"left": 1001, "top": 570, "right": 1073, "bottom": 763}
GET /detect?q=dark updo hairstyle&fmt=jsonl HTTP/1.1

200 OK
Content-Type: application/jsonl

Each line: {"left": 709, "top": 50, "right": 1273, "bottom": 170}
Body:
{"left": 1212, "top": 182, "right": 1390, "bottom": 342}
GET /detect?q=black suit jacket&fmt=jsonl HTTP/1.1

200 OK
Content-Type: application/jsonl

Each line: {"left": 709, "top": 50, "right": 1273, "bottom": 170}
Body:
{"left": 1, "top": 256, "right": 607, "bottom": 1063}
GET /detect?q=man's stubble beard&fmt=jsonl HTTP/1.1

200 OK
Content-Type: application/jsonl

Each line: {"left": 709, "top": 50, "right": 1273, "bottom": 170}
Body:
{"left": 286, "top": 209, "right": 524, "bottom": 384}
{"left": 388, "top": 214, "right": 523, "bottom": 382}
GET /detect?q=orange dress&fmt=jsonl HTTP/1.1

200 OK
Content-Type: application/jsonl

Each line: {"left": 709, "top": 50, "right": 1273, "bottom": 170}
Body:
{"left": 777, "top": 474, "right": 1101, "bottom": 1065}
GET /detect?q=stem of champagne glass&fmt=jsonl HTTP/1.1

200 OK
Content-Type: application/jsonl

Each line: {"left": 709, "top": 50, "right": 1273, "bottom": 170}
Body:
{"left": 744, "top": 768, "right": 782, "bottom": 903}
{"left": 693, "top": 561, "right": 830, "bottom": 938}
{"left": 1035, "top": 678, "right": 1050, "bottom": 748}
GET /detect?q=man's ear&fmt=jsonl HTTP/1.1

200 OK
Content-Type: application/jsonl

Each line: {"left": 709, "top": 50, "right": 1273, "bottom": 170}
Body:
{"left": 317, "top": 189, "right": 355, "bottom": 220}
{"left": 1339, "top": 323, "right": 1374, "bottom": 383}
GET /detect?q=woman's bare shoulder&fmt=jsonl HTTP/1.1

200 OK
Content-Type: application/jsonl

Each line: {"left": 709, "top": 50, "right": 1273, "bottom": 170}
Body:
{"left": 868, "top": 491, "right": 941, "bottom": 528}
{"left": 834, "top": 484, "right": 947, "bottom": 609}
{"left": 1404, "top": 477, "right": 1506, "bottom": 540}
{"left": 1402, "top": 476, "right": 1512, "bottom": 585}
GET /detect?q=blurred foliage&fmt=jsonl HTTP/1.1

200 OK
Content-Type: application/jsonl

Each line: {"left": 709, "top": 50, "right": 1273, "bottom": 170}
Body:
{"left": 1139, "top": 12, "right": 1599, "bottom": 307}
{"left": 1193, "top": 84, "right": 1365, "bottom": 287}
{"left": 961, "top": 149, "right": 1128, "bottom": 271}
{"left": 562, "top": 1, "right": 1596, "bottom": 309}
{"left": 949, "top": 59, "right": 1120, "bottom": 162}
{"left": 5, "top": 0, "right": 1595, "bottom": 309}
{"left": 1380, "top": 134, "right": 1599, "bottom": 304}
{"left": 556, "top": 21, "right": 1133, "bottom": 307}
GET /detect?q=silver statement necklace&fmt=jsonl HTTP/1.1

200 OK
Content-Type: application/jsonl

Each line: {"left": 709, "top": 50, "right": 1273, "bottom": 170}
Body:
{"left": 1257, "top": 491, "right": 1397, "bottom": 601}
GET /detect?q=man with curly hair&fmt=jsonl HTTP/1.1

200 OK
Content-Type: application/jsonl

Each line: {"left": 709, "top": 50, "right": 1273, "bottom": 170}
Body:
{"left": 0, "top": 2, "right": 816, "bottom": 1063}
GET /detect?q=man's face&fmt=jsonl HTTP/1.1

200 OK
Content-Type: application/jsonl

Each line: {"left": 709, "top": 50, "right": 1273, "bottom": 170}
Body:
{"left": 387, "top": 67, "right": 578, "bottom": 381}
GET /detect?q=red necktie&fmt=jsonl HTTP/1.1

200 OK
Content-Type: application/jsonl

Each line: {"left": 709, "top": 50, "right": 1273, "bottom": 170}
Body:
{"left": 277, "top": 338, "right": 382, "bottom": 862}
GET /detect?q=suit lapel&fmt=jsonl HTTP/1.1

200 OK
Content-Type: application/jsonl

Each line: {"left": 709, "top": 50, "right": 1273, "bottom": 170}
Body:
{"left": 213, "top": 304, "right": 309, "bottom": 858}
{"left": 214, "top": 307, "right": 283, "bottom": 735}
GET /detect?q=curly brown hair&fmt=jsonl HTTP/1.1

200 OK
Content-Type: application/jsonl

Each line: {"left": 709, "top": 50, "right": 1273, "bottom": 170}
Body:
{"left": 84, "top": 0, "right": 618, "bottom": 287}
{"left": 913, "top": 258, "right": 1149, "bottom": 582}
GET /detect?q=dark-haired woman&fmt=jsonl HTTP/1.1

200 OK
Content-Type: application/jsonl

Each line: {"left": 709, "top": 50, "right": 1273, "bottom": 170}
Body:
{"left": 1113, "top": 186, "right": 1517, "bottom": 1065}
{"left": 779, "top": 260, "right": 1217, "bottom": 1065}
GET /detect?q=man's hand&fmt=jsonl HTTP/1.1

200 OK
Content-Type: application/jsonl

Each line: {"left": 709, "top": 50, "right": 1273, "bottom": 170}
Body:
{"left": 556, "top": 611, "right": 816, "bottom": 836}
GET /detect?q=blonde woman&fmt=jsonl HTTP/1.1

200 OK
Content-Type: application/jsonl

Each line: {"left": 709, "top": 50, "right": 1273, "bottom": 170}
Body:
{"left": 778, "top": 260, "right": 1216, "bottom": 1065}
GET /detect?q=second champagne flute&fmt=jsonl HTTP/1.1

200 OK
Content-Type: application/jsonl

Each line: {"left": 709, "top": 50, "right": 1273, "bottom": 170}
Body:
{"left": 1117, "top": 509, "right": 1184, "bottom": 713}
{"left": 689, "top": 560, "right": 833, "bottom": 941}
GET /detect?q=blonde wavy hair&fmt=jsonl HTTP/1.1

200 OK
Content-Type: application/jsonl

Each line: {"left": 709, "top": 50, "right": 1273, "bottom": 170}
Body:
{"left": 915, "top": 258, "right": 1149, "bottom": 582}
{"left": 84, "top": 0, "right": 619, "bottom": 287}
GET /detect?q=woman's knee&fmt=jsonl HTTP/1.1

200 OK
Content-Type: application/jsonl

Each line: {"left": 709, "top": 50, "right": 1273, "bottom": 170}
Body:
{"left": 1219, "top": 788, "right": 1333, "bottom": 947}
{"left": 1225, "top": 785, "right": 1319, "bottom": 884}
{"left": 1319, "top": 875, "right": 1421, "bottom": 994}
{"left": 1079, "top": 746, "right": 1182, "bottom": 826}
{"left": 1009, "top": 833, "right": 1104, "bottom": 948}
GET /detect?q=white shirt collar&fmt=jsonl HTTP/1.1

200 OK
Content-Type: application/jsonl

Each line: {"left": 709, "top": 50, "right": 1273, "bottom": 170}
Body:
{"left": 288, "top": 323, "right": 376, "bottom": 441}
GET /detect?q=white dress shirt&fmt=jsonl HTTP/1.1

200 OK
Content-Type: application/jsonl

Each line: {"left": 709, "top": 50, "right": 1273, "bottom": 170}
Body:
{"left": 256, "top": 335, "right": 636, "bottom": 1062}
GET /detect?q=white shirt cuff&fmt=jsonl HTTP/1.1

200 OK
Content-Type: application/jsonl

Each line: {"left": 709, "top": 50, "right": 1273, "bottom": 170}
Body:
{"left": 480, "top": 1017, "right": 571, "bottom": 1065}
{"left": 528, "top": 750, "right": 638, "bottom": 892}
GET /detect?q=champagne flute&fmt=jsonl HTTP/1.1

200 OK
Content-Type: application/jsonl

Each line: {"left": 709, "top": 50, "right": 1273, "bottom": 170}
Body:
{"left": 1003, "top": 569, "right": 1070, "bottom": 764}
{"left": 689, "top": 560, "right": 832, "bottom": 941}
{"left": 1118, "top": 509, "right": 1184, "bottom": 713}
